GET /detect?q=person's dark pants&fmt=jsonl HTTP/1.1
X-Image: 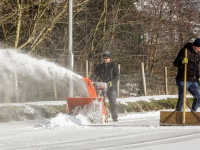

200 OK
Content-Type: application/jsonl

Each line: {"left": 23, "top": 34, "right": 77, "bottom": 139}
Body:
{"left": 176, "top": 80, "right": 200, "bottom": 111}
{"left": 107, "top": 90, "right": 118, "bottom": 119}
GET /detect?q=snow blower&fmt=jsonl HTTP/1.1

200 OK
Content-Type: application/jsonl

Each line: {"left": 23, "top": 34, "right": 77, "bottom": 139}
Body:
{"left": 66, "top": 77, "right": 109, "bottom": 123}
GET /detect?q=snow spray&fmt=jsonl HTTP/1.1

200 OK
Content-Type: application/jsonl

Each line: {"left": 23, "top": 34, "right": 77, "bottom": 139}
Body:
{"left": 0, "top": 47, "right": 88, "bottom": 103}
{"left": 37, "top": 100, "right": 102, "bottom": 129}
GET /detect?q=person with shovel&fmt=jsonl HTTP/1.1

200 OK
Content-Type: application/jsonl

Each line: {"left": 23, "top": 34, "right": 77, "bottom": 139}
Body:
{"left": 89, "top": 51, "right": 120, "bottom": 121}
{"left": 173, "top": 38, "right": 200, "bottom": 111}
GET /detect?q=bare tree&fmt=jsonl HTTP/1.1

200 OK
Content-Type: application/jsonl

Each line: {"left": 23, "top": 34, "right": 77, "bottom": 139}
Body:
{"left": 0, "top": 0, "right": 200, "bottom": 77}
{"left": 135, "top": 0, "right": 200, "bottom": 76}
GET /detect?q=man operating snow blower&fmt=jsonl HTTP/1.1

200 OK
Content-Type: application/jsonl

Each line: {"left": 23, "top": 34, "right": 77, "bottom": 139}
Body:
{"left": 89, "top": 51, "right": 120, "bottom": 122}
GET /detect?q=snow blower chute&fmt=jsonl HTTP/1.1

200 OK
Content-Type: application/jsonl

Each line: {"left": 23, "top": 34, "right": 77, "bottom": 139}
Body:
{"left": 66, "top": 77, "right": 109, "bottom": 123}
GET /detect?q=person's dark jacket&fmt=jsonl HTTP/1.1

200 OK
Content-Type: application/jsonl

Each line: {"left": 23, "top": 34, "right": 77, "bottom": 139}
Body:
{"left": 89, "top": 61, "right": 120, "bottom": 91}
{"left": 173, "top": 43, "right": 200, "bottom": 82}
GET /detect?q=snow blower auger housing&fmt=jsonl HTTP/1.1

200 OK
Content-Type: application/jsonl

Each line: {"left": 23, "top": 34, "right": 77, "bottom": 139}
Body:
{"left": 66, "top": 77, "right": 109, "bottom": 123}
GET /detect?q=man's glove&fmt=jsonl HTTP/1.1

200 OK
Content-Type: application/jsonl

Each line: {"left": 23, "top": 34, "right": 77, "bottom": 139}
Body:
{"left": 108, "top": 82, "right": 112, "bottom": 87}
{"left": 182, "top": 58, "right": 188, "bottom": 64}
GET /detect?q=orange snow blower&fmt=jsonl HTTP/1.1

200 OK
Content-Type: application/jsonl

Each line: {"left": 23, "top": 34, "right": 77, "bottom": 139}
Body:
{"left": 66, "top": 77, "right": 109, "bottom": 123}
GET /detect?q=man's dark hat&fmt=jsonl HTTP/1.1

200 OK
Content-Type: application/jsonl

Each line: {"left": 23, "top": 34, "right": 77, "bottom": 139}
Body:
{"left": 103, "top": 51, "right": 111, "bottom": 58}
{"left": 193, "top": 38, "right": 200, "bottom": 47}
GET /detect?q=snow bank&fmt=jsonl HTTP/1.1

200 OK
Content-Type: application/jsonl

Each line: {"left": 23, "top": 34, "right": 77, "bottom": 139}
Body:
{"left": 121, "top": 111, "right": 160, "bottom": 119}
{"left": 36, "top": 113, "right": 96, "bottom": 129}
{"left": 36, "top": 113, "right": 85, "bottom": 129}
{"left": 116, "top": 95, "right": 193, "bottom": 105}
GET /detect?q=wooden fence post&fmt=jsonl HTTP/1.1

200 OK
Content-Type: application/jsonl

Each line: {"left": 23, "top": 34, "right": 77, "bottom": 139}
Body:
{"left": 86, "top": 60, "right": 88, "bottom": 78}
{"left": 141, "top": 62, "right": 147, "bottom": 96}
{"left": 165, "top": 67, "right": 168, "bottom": 95}
{"left": 53, "top": 74, "right": 58, "bottom": 101}
{"left": 117, "top": 64, "right": 120, "bottom": 98}
{"left": 5, "top": 74, "right": 11, "bottom": 103}
{"left": 14, "top": 71, "right": 19, "bottom": 103}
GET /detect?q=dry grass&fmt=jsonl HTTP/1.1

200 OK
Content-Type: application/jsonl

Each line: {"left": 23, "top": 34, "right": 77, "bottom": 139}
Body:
{"left": 106, "top": 98, "right": 194, "bottom": 113}
{"left": 0, "top": 98, "right": 194, "bottom": 123}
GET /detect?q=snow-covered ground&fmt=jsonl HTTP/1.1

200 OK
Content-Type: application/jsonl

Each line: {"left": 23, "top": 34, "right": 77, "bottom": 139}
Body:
{"left": 0, "top": 95, "right": 199, "bottom": 150}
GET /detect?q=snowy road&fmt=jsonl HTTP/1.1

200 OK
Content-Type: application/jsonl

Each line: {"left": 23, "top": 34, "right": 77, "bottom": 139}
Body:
{"left": 1, "top": 111, "right": 200, "bottom": 150}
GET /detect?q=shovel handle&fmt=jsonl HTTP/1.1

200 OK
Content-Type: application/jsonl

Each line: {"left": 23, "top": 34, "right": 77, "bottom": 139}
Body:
{"left": 182, "top": 48, "right": 187, "bottom": 124}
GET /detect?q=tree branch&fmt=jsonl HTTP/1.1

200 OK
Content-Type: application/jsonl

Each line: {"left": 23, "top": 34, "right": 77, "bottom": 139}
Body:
{"left": 15, "top": 0, "right": 22, "bottom": 48}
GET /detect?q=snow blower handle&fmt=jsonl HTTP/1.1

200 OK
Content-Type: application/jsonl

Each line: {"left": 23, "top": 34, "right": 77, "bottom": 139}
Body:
{"left": 92, "top": 82, "right": 108, "bottom": 90}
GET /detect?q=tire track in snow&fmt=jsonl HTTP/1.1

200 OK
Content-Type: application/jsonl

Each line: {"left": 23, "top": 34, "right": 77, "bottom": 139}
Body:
{"left": 5, "top": 128, "right": 199, "bottom": 150}
{"left": 0, "top": 129, "right": 167, "bottom": 149}
{"left": 95, "top": 131, "right": 200, "bottom": 150}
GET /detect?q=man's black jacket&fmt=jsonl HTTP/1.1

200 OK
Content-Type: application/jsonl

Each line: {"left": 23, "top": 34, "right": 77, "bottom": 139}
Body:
{"left": 173, "top": 43, "right": 200, "bottom": 82}
{"left": 89, "top": 61, "right": 120, "bottom": 91}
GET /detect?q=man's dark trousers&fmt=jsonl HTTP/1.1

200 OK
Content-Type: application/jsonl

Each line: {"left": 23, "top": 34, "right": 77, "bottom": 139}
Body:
{"left": 107, "top": 90, "right": 118, "bottom": 119}
{"left": 176, "top": 80, "right": 200, "bottom": 111}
